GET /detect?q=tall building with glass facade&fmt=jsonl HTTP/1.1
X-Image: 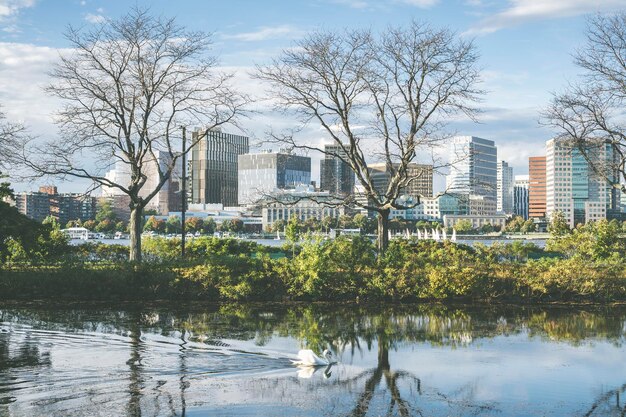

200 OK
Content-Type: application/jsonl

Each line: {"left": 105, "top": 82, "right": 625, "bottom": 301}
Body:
{"left": 497, "top": 160, "right": 514, "bottom": 214}
{"left": 446, "top": 136, "right": 498, "bottom": 201}
{"left": 546, "top": 137, "right": 618, "bottom": 227}
{"left": 320, "top": 144, "right": 355, "bottom": 196}
{"left": 514, "top": 175, "right": 530, "bottom": 219}
{"left": 190, "top": 129, "right": 249, "bottom": 207}
{"left": 238, "top": 152, "right": 311, "bottom": 205}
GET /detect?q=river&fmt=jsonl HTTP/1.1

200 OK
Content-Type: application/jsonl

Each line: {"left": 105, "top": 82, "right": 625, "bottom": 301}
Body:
{"left": 1, "top": 303, "right": 622, "bottom": 416}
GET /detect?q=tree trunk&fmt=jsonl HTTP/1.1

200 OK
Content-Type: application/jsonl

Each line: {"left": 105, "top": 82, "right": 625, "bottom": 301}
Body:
{"left": 129, "top": 204, "right": 143, "bottom": 262}
{"left": 377, "top": 209, "right": 390, "bottom": 256}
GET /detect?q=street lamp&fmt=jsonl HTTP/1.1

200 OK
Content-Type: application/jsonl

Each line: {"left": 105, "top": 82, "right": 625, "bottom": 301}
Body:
{"left": 181, "top": 126, "right": 187, "bottom": 258}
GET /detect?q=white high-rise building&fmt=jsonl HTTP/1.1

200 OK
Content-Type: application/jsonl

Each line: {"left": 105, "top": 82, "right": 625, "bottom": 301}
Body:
{"left": 546, "top": 137, "right": 617, "bottom": 227}
{"left": 513, "top": 175, "right": 530, "bottom": 219}
{"left": 497, "top": 160, "right": 514, "bottom": 214}
{"left": 102, "top": 151, "right": 182, "bottom": 215}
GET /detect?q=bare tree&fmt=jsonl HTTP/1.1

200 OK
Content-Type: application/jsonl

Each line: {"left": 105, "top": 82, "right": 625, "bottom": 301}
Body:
{"left": 545, "top": 14, "right": 626, "bottom": 194}
{"left": 0, "top": 108, "right": 26, "bottom": 172}
{"left": 22, "top": 7, "right": 247, "bottom": 261}
{"left": 255, "top": 21, "right": 482, "bottom": 254}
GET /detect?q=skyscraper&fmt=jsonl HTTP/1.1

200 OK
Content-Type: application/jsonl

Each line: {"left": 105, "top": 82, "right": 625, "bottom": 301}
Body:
{"left": 514, "top": 175, "right": 530, "bottom": 219}
{"left": 546, "top": 137, "right": 617, "bottom": 227}
{"left": 446, "top": 136, "right": 498, "bottom": 201}
{"left": 497, "top": 160, "right": 514, "bottom": 214}
{"left": 190, "top": 129, "right": 249, "bottom": 207}
{"left": 319, "top": 144, "right": 355, "bottom": 196}
{"left": 238, "top": 151, "right": 311, "bottom": 205}
{"left": 528, "top": 156, "right": 546, "bottom": 219}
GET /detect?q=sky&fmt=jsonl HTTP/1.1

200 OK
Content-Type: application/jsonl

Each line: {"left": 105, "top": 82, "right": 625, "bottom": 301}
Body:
{"left": 2, "top": 0, "right": 626, "bottom": 192}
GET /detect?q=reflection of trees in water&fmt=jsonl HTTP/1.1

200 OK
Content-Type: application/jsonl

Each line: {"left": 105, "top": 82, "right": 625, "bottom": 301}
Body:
{"left": 2, "top": 304, "right": 624, "bottom": 349}
{"left": 1, "top": 303, "right": 626, "bottom": 415}
{"left": 0, "top": 310, "right": 52, "bottom": 406}
{"left": 308, "top": 313, "right": 498, "bottom": 417}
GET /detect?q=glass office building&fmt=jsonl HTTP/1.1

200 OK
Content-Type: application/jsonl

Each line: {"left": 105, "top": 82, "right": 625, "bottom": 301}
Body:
{"left": 238, "top": 152, "right": 311, "bottom": 205}
{"left": 446, "top": 136, "right": 498, "bottom": 201}
{"left": 190, "top": 129, "right": 249, "bottom": 207}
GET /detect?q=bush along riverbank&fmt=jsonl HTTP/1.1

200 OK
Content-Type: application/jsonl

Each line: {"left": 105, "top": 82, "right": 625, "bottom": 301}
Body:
{"left": 1, "top": 219, "right": 626, "bottom": 303}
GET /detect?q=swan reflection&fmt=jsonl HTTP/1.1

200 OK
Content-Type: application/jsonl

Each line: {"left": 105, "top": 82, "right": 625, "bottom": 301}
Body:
{"left": 296, "top": 363, "right": 334, "bottom": 379}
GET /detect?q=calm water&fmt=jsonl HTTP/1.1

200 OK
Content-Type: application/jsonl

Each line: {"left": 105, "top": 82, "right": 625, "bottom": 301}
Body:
{"left": 0, "top": 303, "right": 624, "bottom": 417}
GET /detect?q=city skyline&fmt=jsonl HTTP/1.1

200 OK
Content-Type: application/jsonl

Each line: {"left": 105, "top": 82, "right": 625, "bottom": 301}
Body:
{"left": 2, "top": 0, "right": 626, "bottom": 192}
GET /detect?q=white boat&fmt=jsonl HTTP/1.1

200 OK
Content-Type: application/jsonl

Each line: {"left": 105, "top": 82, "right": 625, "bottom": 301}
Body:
{"left": 405, "top": 228, "right": 411, "bottom": 239}
{"left": 61, "top": 227, "right": 90, "bottom": 240}
{"left": 442, "top": 229, "right": 448, "bottom": 240}
{"left": 423, "top": 229, "right": 429, "bottom": 240}
{"left": 451, "top": 229, "right": 457, "bottom": 242}
{"left": 416, "top": 230, "right": 422, "bottom": 240}
{"left": 274, "top": 230, "right": 281, "bottom": 240}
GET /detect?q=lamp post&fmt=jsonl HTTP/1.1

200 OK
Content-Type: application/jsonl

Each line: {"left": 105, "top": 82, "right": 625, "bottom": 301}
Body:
{"left": 181, "top": 126, "right": 187, "bottom": 258}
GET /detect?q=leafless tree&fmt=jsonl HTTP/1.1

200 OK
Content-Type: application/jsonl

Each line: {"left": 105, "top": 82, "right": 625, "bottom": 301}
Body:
{"left": 255, "top": 21, "right": 482, "bottom": 254}
{"left": 0, "top": 108, "right": 26, "bottom": 172}
{"left": 545, "top": 14, "right": 626, "bottom": 194}
{"left": 22, "top": 7, "right": 248, "bottom": 261}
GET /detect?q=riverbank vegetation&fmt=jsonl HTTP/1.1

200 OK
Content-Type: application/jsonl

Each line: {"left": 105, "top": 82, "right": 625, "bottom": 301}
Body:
{"left": 1, "top": 216, "right": 626, "bottom": 303}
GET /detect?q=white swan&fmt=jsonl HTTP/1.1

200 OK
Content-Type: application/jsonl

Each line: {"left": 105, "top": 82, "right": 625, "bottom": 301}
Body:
{"left": 291, "top": 349, "right": 335, "bottom": 366}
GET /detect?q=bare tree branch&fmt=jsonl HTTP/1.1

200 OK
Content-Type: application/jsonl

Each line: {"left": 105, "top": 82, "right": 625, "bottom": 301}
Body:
{"left": 254, "top": 21, "right": 483, "bottom": 254}
{"left": 20, "top": 7, "right": 249, "bottom": 261}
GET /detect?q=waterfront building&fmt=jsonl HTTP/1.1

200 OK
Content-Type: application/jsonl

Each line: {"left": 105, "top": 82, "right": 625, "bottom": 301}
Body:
{"left": 15, "top": 188, "right": 52, "bottom": 222}
{"left": 167, "top": 205, "right": 263, "bottom": 232}
{"left": 443, "top": 214, "right": 508, "bottom": 230}
{"left": 190, "top": 129, "right": 249, "bottom": 207}
{"left": 15, "top": 186, "right": 96, "bottom": 225}
{"left": 514, "top": 175, "right": 530, "bottom": 219}
{"left": 446, "top": 136, "right": 498, "bottom": 202}
{"left": 320, "top": 144, "right": 355, "bottom": 196}
{"left": 546, "top": 137, "right": 618, "bottom": 227}
{"left": 238, "top": 151, "right": 311, "bottom": 206}
{"left": 260, "top": 184, "right": 347, "bottom": 230}
{"left": 497, "top": 160, "right": 514, "bottom": 214}
{"left": 529, "top": 156, "right": 547, "bottom": 219}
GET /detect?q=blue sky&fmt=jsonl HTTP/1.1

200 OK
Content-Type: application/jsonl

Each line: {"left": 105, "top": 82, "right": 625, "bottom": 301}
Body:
{"left": 2, "top": 0, "right": 626, "bottom": 192}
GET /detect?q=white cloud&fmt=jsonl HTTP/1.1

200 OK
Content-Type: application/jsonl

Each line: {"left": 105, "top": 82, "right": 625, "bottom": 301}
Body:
{"left": 331, "top": 0, "right": 369, "bottom": 8}
{"left": 0, "top": 0, "right": 34, "bottom": 18}
{"left": 0, "top": 42, "right": 64, "bottom": 133}
{"left": 85, "top": 13, "right": 104, "bottom": 24}
{"left": 222, "top": 25, "right": 304, "bottom": 42}
{"left": 399, "top": 0, "right": 439, "bottom": 8}
{"left": 466, "top": 0, "right": 626, "bottom": 35}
